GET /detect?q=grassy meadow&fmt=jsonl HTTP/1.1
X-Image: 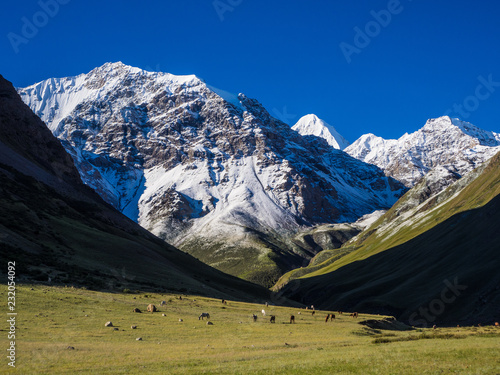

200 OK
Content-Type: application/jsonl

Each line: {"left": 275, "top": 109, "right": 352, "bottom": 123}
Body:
{"left": 1, "top": 285, "right": 499, "bottom": 374}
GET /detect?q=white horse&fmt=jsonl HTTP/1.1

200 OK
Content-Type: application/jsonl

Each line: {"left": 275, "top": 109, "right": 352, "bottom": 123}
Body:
{"left": 199, "top": 312, "right": 210, "bottom": 320}
{"left": 261, "top": 309, "right": 266, "bottom": 316}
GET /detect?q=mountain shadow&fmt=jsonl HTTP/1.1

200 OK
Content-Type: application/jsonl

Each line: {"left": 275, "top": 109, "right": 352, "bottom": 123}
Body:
{"left": 280, "top": 194, "right": 500, "bottom": 326}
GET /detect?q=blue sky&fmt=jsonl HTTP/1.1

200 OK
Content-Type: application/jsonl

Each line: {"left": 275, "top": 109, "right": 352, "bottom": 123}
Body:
{"left": 2, "top": 0, "right": 500, "bottom": 142}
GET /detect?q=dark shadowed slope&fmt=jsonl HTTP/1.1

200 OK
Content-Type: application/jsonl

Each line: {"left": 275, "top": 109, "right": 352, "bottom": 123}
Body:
{"left": 278, "top": 152, "right": 500, "bottom": 325}
{"left": 0, "top": 74, "right": 276, "bottom": 303}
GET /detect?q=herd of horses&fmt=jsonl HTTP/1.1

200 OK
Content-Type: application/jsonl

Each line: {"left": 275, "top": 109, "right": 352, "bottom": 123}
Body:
{"left": 198, "top": 300, "right": 360, "bottom": 324}
{"left": 143, "top": 299, "right": 360, "bottom": 325}
{"left": 243, "top": 303, "right": 359, "bottom": 324}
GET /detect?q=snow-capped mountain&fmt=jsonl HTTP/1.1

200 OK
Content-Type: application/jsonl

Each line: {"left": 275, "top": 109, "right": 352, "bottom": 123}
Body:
{"left": 345, "top": 116, "right": 500, "bottom": 187}
{"left": 18, "top": 62, "right": 406, "bottom": 285}
{"left": 292, "top": 114, "right": 349, "bottom": 150}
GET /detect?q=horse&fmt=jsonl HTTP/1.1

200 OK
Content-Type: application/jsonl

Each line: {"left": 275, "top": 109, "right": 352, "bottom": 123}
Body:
{"left": 290, "top": 315, "right": 295, "bottom": 324}
{"left": 252, "top": 314, "right": 258, "bottom": 322}
{"left": 270, "top": 315, "right": 276, "bottom": 323}
{"left": 199, "top": 313, "right": 210, "bottom": 320}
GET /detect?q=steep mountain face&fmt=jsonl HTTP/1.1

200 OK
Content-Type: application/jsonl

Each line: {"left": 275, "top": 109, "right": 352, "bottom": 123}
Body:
{"left": 0, "top": 73, "right": 275, "bottom": 302}
{"left": 292, "top": 114, "right": 349, "bottom": 150}
{"left": 276, "top": 151, "right": 500, "bottom": 325}
{"left": 18, "top": 62, "right": 406, "bottom": 286}
{"left": 345, "top": 116, "right": 500, "bottom": 187}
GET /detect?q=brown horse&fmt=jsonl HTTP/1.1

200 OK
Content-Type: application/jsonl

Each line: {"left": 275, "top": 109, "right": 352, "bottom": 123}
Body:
{"left": 290, "top": 315, "right": 295, "bottom": 324}
{"left": 270, "top": 315, "right": 276, "bottom": 323}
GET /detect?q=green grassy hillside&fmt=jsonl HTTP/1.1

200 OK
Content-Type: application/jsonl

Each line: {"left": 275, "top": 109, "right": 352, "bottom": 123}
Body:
{"left": 276, "top": 152, "right": 500, "bottom": 325}
{"left": 2, "top": 285, "right": 499, "bottom": 374}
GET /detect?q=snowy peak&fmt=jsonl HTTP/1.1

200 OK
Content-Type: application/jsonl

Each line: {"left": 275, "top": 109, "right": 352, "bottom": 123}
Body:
{"left": 345, "top": 116, "right": 500, "bottom": 187}
{"left": 423, "top": 116, "right": 500, "bottom": 147}
{"left": 292, "top": 114, "right": 349, "bottom": 150}
{"left": 18, "top": 61, "right": 204, "bottom": 121}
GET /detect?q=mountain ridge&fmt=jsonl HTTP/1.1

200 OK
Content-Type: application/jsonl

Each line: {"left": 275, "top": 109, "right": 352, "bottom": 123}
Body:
{"left": 344, "top": 116, "right": 500, "bottom": 187}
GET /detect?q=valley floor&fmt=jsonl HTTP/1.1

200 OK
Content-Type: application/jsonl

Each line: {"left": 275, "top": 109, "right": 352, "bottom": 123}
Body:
{"left": 1, "top": 285, "right": 499, "bottom": 374}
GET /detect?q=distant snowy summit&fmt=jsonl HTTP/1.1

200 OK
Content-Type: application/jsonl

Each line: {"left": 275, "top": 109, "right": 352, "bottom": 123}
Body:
{"left": 292, "top": 114, "right": 349, "bottom": 150}
{"left": 345, "top": 116, "right": 500, "bottom": 187}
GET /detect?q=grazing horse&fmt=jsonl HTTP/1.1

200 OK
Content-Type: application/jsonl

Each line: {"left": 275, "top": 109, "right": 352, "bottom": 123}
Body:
{"left": 350, "top": 312, "right": 358, "bottom": 318}
{"left": 338, "top": 311, "right": 343, "bottom": 315}
{"left": 261, "top": 309, "right": 266, "bottom": 316}
{"left": 252, "top": 314, "right": 258, "bottom": 322}
{"left": 330, "top": 313, "right": 335, "bottom": 320}
{"left": 270, "top": 315, "right": 276, "bottom": 323}
{"left": 290, "top": 315, "right": 295, "bottom": 324}
{"left": 199, "top": 313, "right": 210, "bottom": 320}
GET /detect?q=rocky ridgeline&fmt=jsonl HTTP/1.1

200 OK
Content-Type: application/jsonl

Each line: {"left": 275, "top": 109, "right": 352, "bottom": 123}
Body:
{"left": 345, "top": 116, "right": 500, "bottom": 188}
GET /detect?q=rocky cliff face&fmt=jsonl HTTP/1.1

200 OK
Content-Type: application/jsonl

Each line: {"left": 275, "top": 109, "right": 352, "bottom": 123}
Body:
{"left": 18, "top": 62, "right": 406, "bottom": 285}
{"left": 345, "top": 116, "right": 500, "bottom": 187}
